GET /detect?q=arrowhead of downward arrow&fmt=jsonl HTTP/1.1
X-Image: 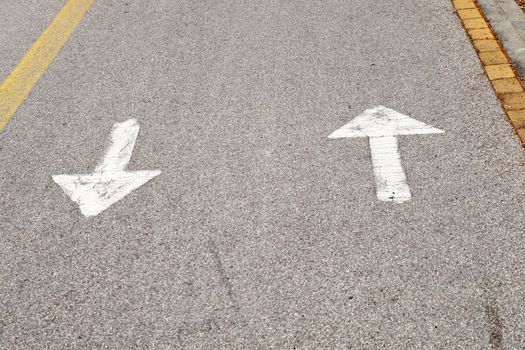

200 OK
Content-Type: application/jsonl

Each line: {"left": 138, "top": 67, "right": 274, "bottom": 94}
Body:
{"left": 53, "top": 170, "right": 161, "bottom": 217}
{"left": 328, "top": 106, "right": 444, "bottom": 138}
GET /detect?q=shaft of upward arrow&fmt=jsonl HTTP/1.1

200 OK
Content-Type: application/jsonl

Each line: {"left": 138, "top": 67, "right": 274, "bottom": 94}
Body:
{"left": 369, "top": 135, "right": 410, "bottom": 203}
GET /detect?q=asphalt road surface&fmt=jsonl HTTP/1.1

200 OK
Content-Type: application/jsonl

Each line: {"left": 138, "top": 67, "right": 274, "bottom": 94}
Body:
{"left": 0, "top": 0, "right": 524, "bottom": 348}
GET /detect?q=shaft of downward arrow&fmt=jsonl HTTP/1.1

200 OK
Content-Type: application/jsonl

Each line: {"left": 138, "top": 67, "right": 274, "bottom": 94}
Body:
{"left": 368, "top": 135, "right": 411, "bottom": 203}
{"left": 95, "top": 119, "right": 140, "bottom": 173}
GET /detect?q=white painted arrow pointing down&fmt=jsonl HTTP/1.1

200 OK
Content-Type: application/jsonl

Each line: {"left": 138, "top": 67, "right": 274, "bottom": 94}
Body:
{"left": 53, "top": 119, "right": 161, "bottom": 217}
{"left": 329, "top": 106, "right": 444, "bottom": 203}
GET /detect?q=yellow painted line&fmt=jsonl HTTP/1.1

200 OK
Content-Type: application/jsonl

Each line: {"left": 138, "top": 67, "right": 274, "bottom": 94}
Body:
{"left": 0, "top": 0, "right": 94, "bottom": 131}
{"left": 453, "top": 0, "right": 525, "bottom": 147}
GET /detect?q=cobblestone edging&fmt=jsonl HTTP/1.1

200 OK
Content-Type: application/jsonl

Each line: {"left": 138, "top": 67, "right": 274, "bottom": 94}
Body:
{"left": 477, "top": 0, "right": 525, "bottom": 76}
{"left": 453, "top": 0, "right": 525, "bottom": 145}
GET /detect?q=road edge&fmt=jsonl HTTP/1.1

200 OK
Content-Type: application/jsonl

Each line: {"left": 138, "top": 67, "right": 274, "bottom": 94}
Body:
{"left": 453, "top": 0, "right": 525, "bottom": 146}
{"left": 477, "top": 0, "right": 525, "bottom": 76}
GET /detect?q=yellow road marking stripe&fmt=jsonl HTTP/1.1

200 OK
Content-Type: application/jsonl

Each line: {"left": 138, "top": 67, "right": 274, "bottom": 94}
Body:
{"left": 0, "top": 0, "right": 94, "bottom": 131}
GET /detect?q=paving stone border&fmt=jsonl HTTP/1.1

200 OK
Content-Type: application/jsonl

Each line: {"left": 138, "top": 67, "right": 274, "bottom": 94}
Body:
{"left": 453, "top": 0, "right": 525, "bottom": 145}
{"left": 477, "top": 0, "right": 525, "bottom": 76}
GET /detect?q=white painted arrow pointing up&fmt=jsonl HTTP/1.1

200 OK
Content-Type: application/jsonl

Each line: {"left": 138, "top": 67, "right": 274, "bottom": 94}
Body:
{"left": 329, "top": 106, "right": 444, "bottom": 203}
{"left": 53, "top": 119, "right": 161, "bottom": 217}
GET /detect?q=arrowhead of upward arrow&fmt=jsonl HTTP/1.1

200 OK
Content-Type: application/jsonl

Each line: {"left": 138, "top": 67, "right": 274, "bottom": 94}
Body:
{"left": 53, "top": 119, "right": 161, "bottom": 217}
{"left": 329, "top": 106, "right": 443, "bottom": 203}
{"left": 328, "top": 105, "right": 444, "bottom": 139}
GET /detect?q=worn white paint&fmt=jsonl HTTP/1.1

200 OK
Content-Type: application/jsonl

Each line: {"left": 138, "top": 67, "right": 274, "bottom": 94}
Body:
{"left": 329, "top": 106, "right": 444, "bottom": 203}
{"left": 368, "top": 136, "right": 411, "bottom": 203}
{"left": 53, "top": 119, "right": 161, "bottom": 217}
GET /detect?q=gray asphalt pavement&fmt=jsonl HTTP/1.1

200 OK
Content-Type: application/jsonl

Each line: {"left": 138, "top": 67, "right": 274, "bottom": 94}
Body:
{"left": 0, "top": 0, "right": 524, "bottom": 348}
